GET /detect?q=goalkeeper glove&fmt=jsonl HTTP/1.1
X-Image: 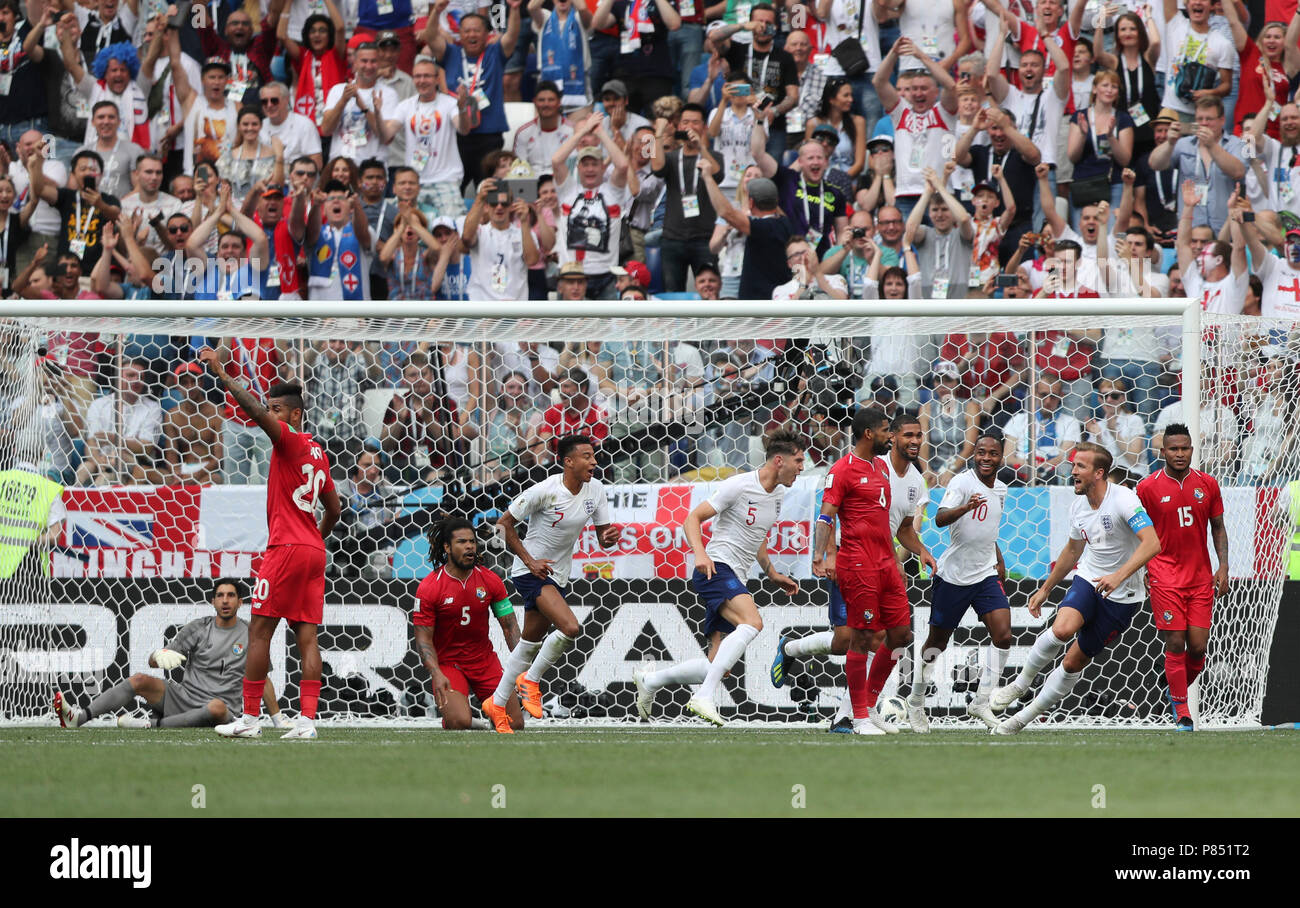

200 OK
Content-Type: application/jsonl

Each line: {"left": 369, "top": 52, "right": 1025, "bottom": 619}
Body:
{"left": 152, "top": 648, "right": 186, "bottom": 670}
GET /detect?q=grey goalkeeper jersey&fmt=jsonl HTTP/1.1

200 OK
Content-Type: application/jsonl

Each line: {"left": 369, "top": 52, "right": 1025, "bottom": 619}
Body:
{"left": 166, "top": 617, "right": 249, "bottom": 704}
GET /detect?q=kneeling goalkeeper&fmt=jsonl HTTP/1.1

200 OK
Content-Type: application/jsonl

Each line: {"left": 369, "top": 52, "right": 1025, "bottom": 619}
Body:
{"left": 54, "top": 578, "right": 289, "bottom": 729}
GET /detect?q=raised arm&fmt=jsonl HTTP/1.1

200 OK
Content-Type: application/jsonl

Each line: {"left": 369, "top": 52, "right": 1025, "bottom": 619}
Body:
{"left": 197, "top": 346, "right": 282, "bottom": 443}
{"left": 873, "top": 37, "right": 903, "bottom": 112}
{"left": 499, "top": 0, "right": 524, "bottom": 59}
{"left": 1175, "top": 179, "right": 1199, "bottom": 273}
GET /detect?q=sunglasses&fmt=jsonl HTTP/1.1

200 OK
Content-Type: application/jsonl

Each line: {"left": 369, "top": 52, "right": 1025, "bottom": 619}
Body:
{"left": 168, "top": 225, "right": 190, "bottom": 234}
{"left": 1105, "top": 392, "right": 1125, "bottom": 400}
{"left": 261, "top": 96, "right": 280, "bottom": 105}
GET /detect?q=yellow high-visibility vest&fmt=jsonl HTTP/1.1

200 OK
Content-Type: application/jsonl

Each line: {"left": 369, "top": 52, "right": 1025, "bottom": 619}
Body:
{"left": 1288, "top": 480, "right": 1300, "bottom": 581}
{"left": 0, "top": 469, "right": 64, "bottom": 579}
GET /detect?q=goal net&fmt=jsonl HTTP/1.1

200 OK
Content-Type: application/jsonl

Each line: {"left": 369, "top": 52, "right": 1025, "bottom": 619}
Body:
{"left": 0, "top": 302, "right": 1291, "bottom": 729}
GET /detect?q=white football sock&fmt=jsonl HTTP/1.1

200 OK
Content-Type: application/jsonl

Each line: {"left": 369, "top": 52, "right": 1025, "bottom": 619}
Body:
{"left": 697, "top": 624, "right": 759, "bottom": 700}
{"left": 975, "top": 644, "right": 1011, "bottom": 704}
{"left": 908, "top": 647, "right": 936, "bottom": 707}
{"left": 493, "top": 639, "right": 542, "bottom": 706}
{"left": 785, "top": 631, "right": 834, "bottom": 659}
{"left": 525, "top": 630, "right": 574, "bottom": 683}
{"left": 644, "top": 657, "right": 710, "bottom": 692}
{"left": 1012, "top": 665, "right": 1081, "bottom": 725}
{"left": 1016, "top": 628, "right": 1067, "bottom": 689}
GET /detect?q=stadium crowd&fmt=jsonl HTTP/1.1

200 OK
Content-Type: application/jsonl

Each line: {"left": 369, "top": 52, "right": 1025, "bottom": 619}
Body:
{"left": 2, "top": 0, "right": 1300, "bottom": 533}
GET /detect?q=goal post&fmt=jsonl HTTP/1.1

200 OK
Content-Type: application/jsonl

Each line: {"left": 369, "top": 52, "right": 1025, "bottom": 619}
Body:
{"left": 0, "top": 298, "right": 1289, "bottom": 729}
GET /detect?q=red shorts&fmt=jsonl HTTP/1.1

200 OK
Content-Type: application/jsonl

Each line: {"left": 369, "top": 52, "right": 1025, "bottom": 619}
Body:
{"left": 441, "top": 655, "right": 504, "bottom": 703}
{"left": 252, "top": 544, "right": 326, "bottom": 624}
{"left": 1150, "top": 584, "right": 1213, "bottom": 632}
{"left": 835, "top": 565, "right": 910, "bottom": 631}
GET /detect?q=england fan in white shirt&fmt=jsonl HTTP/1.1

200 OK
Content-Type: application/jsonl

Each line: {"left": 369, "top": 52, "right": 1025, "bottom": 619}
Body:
{"left": 634, "top": 429, "right": 806, "bottom": 726}
{"left": 991, "top": 442, "right": 1160, "bottom": 735}
{"left": 549, "top": 111, "right": 635, "bottom": 299}
{"left": 985, "top": 10, "right": 1070, "bottom": 170}
{"left": 382, "top": 57, "right": 468, "bottom": 219}
{"left": 459, "top": 178, "right": 540, "bottom": 301}
{"left": 258, "top": 80, "right": 324, "bottom": 171}
{"left": 321, "top": 42, "right": 398, "bottom": 170}
{"left": 1244, "top": 214, "right": 1300, "bottom": 321}
{"left": 1177, "top": 179, "right": 1246, "bottom": 313}
{"left": 511, "top": 81, "right": 575, "bottom": 176}
{"left": 488, "top": 435, "right": 620, "bottom": 729}
{"left": 873, "top": 37, "right": 959, "bottom": 209}
{"left": 908, "top": 432, "right": 1010, "bottom": 732}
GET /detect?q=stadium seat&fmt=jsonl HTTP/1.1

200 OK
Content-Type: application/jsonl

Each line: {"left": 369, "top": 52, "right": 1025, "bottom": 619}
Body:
{"left": 645, "top": 245, "right": 664, "bottom": 294}
{"left": 362, "top": 387, "right": 400, "bottom": 440}
{"left": 501, "top": 102, "right": 537, "bottom": 157}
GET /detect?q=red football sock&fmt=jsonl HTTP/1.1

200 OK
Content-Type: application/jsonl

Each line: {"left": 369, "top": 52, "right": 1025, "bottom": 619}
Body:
{"left": 1186, "top": 653, "right": 1206, "bottom": 687}
{"left": 865, "top": 645, "right": 897, "bottom": 709}
{"left": 299, "top": 680, "right": 321, "bottom": 720}
{"left": 1165, "top": 652, "right": 1189, "bottom": 719}
{"left": 242, "top": 679, "right": 265, "bottom": 717}
{"left": 846, "top": 652, "right": 869, "bottom": 719}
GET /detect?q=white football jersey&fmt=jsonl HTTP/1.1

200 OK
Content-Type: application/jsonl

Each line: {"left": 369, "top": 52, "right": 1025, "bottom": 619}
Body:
{"left": 507, "top": 474, "right": 611, "bottom": 584}
{"left": 1068, "top": 483, "right": 1154, "bottom": 603}
{"left": 888, "top": 459, "right": 927, "bottom": 537}
{"left": 935, "top": 469, "right": 1007, "bottom": 586}
{"left": 704, "top": 471, "right": 786, "bottom": 579}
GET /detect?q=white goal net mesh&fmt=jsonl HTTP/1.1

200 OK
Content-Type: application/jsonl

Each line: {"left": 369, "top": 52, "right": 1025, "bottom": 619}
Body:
{"left": 0, "top": 306, "right": 1292, "bottom": 728}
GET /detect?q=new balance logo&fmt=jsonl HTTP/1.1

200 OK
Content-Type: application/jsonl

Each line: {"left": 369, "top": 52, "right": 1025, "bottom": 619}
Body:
{"left": 444, "top": 597, "right": 454, "bottom": 604}
{"left": 50, "top": 839, "right": 152, "bottom": 888}
{"left": 1160, "top": 496, "right": 1171, "bottom": 503}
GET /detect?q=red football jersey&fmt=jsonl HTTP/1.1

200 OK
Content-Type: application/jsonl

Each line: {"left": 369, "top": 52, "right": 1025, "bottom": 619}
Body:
{"left": 412, "top": 566, "right": 510, "bottom": 665}
{"left": 266, "top": 423, "right": 334, "bottom": 550}
{"left": 823, "top": 453, "right": 893, "bottom": 571}
{"left": 1136, "top": 468, "right": 1224, "bottom": 590}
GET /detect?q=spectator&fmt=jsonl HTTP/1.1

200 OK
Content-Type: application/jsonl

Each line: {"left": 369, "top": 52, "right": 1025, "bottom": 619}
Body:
{"left": 529, "top": 0, "right": 593, "bottom": 110}
{"left": 1095, "top": 12, "right": 1162, "bottom": 161}
{"left": 954, "top": 107, "right": 1040, "bottom": 261}
{"left": 377, "top": 58, "right": 466, "bottom": 222}
{"left": 710, "top": 74, "right": 759, "bottom": 193}
{"left": 595, "top": 79, "right": 651, "bottom": 145}
{"left": 717, "top": 5, "right": 799, "bottom": 158}
{"left": 703, "top": 172, "right": 792, "bottom": 300}
{"left": 461, "top": 178, "right": 541, "bottom": 300}
{"left": 652, "top": 104, "right": 721, "bottom": 292}
{"left": 9, "top": 131, "right": 67, "bottom": 274}
{"left": 424, "top": 4, "right": 522, "bottom": 192}
{"left": 694, "top": 262, "right": 722, "bottom": 299}
{"left": 280, "top": 0, "right": 348, "bottom": 137}
{"left": 687, "top": 21, "right": 730, "bottom": 116}
{"left": 550, "top": 112, "right": 633, "bottom": 299}
{"left": 60, "top": 37, "right": 152, "bottom": 151}
{"left": 1237, "top": 349, "right": 1299, "bottom": 485}
{"left": 306, "top": 339, "right": 370, "bottom": 463}
{"left": 756, "top": 136, "right": 847, "bottom": 259}
{"left": 1084, "top": 377, "right": 1148, "bottom": 474}
{"left": 624, "top": 124, "right": 663, "bottom": 264}
{"left": 773, "top": 235, "right": 849, "bottom": 300}
{"left": 381, "top": 208, "right": 456, "bottom": 300}
{"left": 1001, "top": 379, "right": 1081, "bottom": 486}
{"left": 819, "top": 209, "right": 874, "bottom": 299}
{"left": 1177, "top": 179, "right": 1247, "bottom": 313}
{"left": 873, "top": 36, "right": 958, "bottom": 219}
{"left": 381, "top": 352, "right": 464, "bottom": 482}
{"left": 1148, "top": 96, "right": 1245, "bottom": 233}
{"left": 186, "top": 184, "right": 269, "bottom": 300}
{"left": 306, "top": 180, "right": 373, "bottom": 300}
{"left": 810, "top": 0, "right": 883, "bottom": 134}
{"left": 217, "top": 108, "right": 284, "bottom": 205}
{"left": 198, "top": 0, "right": 281, "bottom": 108}
{"left": 324, "top": 38, "right": 401, "bottom": 168}
{"left": 556, "top": 259, "right": 588, "bottom": 299}
{"left": 81, "top": 101, "right": 143, "bottom": 201}
{"left": 1152, "top": 397, "right": 1240, "bottom": 472}
{"left": 1066, "top": 69, "right": 1135, "bottom": 220}
{"left": 861, "top": 229, "right": 924, "bottom": 405}
{"left": 1243, "top": 77, "right": 1300, "bottom": 219}
{"left": 708, "top": 163, "right": 762, "bottom": 297}
{"left": 332, "top": 446, "right": 415, "bottom": 577}
{"left": 0, "top": 1, "right": 50, "bottom": 150}
{"left": 612, "top": 260, "right": 651, "bottom": 296}
{"left": 806, "top": 77, "right": 866, "bottom": 182}
{"left": 783, "top": 26, "right": 820, "bottom": 134}
{"left": 967, "top": 168, "right": 1018, "bottom": 291}
{"left": 486, "top": 371, "right": 545, "bottom": 476}
{"left": 532, "top": 367, "right": 610, "bottom": 456}
{"left": 512, "top": 82, "right": 575, "bottom": 177}
{"left": 905, "top": 166, "right": 974, "bottom": 299}
{"left": 593, "top": 0, "right": 682, "bottom": 118}
{"left": 697, "top": 351, "right": 751, "bottom": 468}
{"left": 1159, "top": 0, "right": 1234, "bottom": 125}
{"left": 28, "top": 145, "right": 121, "bottom": 272}
{"left": 160, "top": 362, "right": 223, "bottom": 485}
{"left": 171, "top": 50, "right": 241, "bottom": 176}
{"left": 258, "top": 81, "right": 324, "bottom": 171}
{"left": 1234, "top": 20, "right": 1295, "bottom": 139}
{"left": 855, "top": 131, "right": 895, "bottom": 216}
{"left": 918, "top": 359, "right": 979, "bottom": 486}
{"left": 120, "top": 154, "right": 183, "bottom": 258}
{"left": 76, "top": 357, "right": 163, "bottom": 486}
{"left": 985, "top": 8, "right": 1071, "bottom": 227}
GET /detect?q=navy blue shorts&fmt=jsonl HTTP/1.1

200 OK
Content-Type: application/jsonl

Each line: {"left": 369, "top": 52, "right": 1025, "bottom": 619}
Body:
{"left": 827, "top": 577, "right": 847, "bottom": 627}
{"left": 691, "top": 563, "right": 750, "bottom": 636}
{"left": 930, "top": 575, "right": 1010, "bottom": 630}
{"left": 1059, "top": 575, "right": 1138, "bottom": 658}
{"left": 511, "top": 573, "right": 568, "bottom": 612}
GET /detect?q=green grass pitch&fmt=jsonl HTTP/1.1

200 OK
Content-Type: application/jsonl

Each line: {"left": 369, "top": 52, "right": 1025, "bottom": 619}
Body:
{"left": 3, "top": 727, "right": 1297, "bottom": 817}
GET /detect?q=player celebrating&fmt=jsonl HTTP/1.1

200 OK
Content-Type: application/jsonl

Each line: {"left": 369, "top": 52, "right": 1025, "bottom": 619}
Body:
{"left": 633, "top": 429, "right": 806, "bottom": 725}
{"left": 54, "top": 578, "right": 290, "bottom": 729}
{"left": 199, "top": 349, "right": 341, "bottom": 740}
{"left": 775, "top": 411, "right": 933, "bottom": 734}
{"left": 991, "top": 443, "right": 1161, "bottom": 735}
{"left": 414, "top": 518, "right": 526, "bottom": 733}
{"left": 906, "top": 431, "right": 1011, "bottom": 733}
{"left": 489, "top": 435, "right": 619, "bottom": 721}
{"left": 1135, "top": 424, "right": 1228, "bottom": 730}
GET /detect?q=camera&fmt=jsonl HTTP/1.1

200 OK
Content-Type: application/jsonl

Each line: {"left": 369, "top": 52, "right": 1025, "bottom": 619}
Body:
{"left": 995, "top": 274, "right": 1017, "bottom": 288}
{"left": 759, "top": 23, "right": 776, "bottom": 37}
{"left": 674, "top": 130, "right": 690, "bottom": 142}
{"left": 733, "top": 83, "right": 751, "bottom": 96}
{"left": 850, "top": 227, "right": 867, "bottom": 239}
